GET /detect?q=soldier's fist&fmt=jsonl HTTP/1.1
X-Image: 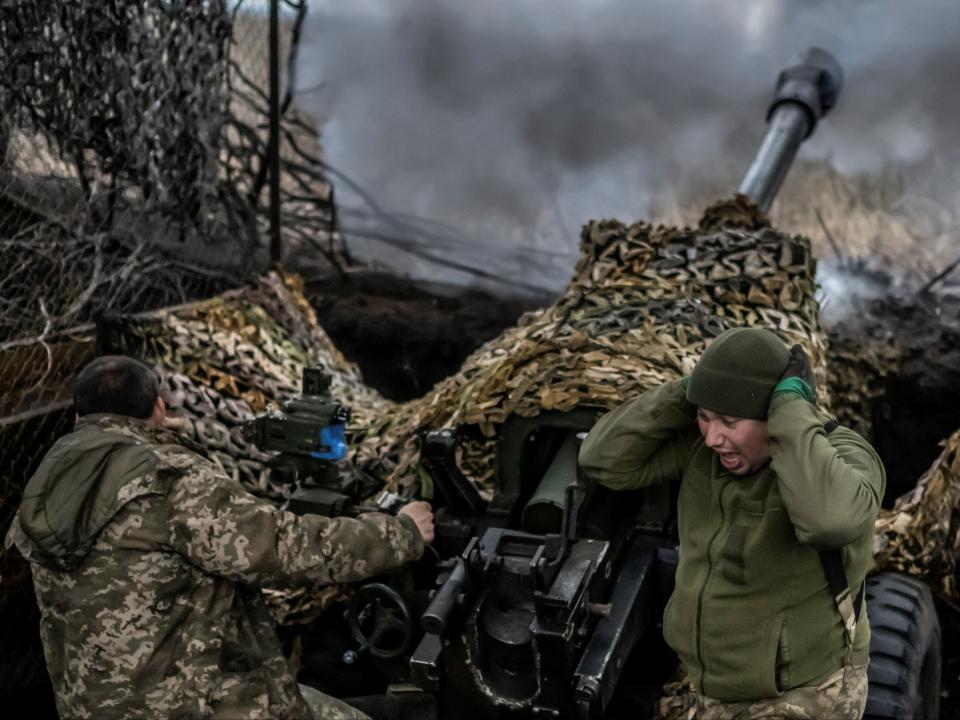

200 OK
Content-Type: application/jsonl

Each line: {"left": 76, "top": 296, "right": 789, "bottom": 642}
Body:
{"left": 398, "top": 501, "right": 435, "bottom": 544}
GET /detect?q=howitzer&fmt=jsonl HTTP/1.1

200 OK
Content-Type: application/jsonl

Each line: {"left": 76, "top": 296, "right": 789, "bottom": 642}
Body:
{"left": 287, "top": 48, "right": 933, "bottom": 720}
{"left": 292, "top": 45, "right": 940, "bottom": 720}
{"left": 401, "top": 48, "right": 847, "bottom": 720}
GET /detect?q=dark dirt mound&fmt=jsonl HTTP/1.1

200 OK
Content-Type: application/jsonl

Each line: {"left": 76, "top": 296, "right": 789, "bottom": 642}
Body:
{"left": 308, "top": 271, "right": 549, "bottom": 401}
{"left": 830, "top": 290, "right": 960, "bottom": 503}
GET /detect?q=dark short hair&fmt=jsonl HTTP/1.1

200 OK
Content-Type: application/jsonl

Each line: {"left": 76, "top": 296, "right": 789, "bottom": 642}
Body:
{"left": 74, "top": 355, "right": 159, "bottom": 419}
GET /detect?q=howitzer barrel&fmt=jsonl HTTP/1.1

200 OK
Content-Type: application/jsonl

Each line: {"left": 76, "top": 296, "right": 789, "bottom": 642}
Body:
{"left": 737, "top": 47, "right": 843, "bottom": 212}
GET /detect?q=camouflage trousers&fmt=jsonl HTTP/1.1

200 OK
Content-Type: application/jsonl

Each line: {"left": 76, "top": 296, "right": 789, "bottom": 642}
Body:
{"left": 657, "top": 665, "right": 868, "bottom": 720}
{"left": 298, "top": 683, "right": 370, "bottom": 720}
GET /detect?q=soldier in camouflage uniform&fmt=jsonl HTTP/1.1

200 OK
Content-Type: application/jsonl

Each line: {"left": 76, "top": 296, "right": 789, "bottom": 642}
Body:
{"left": 6, "top": 356, "right": 433, "bottom": 720}
{"left": 580, "top": 329, "right": 882, "bottom": 720}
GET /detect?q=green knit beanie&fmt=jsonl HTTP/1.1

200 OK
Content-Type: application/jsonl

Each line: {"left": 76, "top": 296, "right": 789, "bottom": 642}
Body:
{"left": 685, "top": 327, "right": 790, "bottom": 420}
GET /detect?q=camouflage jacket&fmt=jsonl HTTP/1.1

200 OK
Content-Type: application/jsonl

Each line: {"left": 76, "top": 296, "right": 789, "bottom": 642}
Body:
{"left": 5, "top": 413, "right": 424, "bottom": 719}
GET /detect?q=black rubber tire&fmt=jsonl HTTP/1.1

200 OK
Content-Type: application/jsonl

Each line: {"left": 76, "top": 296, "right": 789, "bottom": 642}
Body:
{"left": 864, "top": 572, "right": 941, "bottom": 720}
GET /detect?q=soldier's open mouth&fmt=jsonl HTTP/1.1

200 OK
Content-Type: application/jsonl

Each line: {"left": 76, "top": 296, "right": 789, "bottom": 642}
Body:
{"left": 718, "top": 452, "right": 741, "bottom": 470}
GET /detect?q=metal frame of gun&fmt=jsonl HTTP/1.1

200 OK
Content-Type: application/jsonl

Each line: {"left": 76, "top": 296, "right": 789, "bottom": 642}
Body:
{"left": 418, "top": 428, "right": 486, "bottom": 514}
{"left": 411, "top": 424, "right": 667, "bottom": 719}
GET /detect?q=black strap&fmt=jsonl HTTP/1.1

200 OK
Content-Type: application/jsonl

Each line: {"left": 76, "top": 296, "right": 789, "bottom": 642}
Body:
{"left": 818, "top": 548, "right": 865, "bottom": 623}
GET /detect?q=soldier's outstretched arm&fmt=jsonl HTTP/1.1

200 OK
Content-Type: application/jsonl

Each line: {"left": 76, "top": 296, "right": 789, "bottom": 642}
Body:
{"left": 579, "top": 379, "right": 699, "bottom": 491}
{"left": 163, "top": 452, "right": 425, "bottom": 587}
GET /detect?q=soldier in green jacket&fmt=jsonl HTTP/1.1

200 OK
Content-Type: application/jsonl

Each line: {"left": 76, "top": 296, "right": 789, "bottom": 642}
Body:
{"left": 579, "top": 327, "right": 884, "bottom": 720}
{"left": 6, "top": 356, "right": 434, "bottom": 720}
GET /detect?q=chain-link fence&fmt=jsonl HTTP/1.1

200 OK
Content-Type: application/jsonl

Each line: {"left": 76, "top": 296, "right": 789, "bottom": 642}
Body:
{"left": 0, "top": 0, "right": 338, "bottom": 702}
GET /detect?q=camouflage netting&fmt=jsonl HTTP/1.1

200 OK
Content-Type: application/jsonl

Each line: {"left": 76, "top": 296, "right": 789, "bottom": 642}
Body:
{"left": 823, "top": 327, "right": 899, "bottom": 442}
{"left": 107, "top": 202, "right": 844, "bottom": 487}
{"left": 101, "top": 272, "right": 390, "bottom": 500}
{"left": 875, "top": 431, "right": 960, "bottom": 598}
{"left": 0, "top": 1, "right": 230, "bottom": 231}
{"left": 353, "top": 196, "right": 835, "bottom": 493}
{"left": 109, "top": 196, "right": 901, "bottom": 503}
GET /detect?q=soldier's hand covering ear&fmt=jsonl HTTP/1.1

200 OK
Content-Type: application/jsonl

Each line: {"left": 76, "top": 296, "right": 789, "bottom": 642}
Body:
{"left": 772, "top": 344, "right": 816, "bottom": 404}
{"left": 398, "top": 501, "right": 435, "bottom": 544}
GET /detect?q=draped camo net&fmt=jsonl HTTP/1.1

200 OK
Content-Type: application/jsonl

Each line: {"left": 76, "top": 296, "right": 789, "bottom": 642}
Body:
{"left": 353, "top": 195, "right": 838, "bottom": 492}
{"left": 99, "top": 272, "right": 389, "bottom": 503}
{"left": 104, "top": 197, "right": 834, "bottom": 501}
{"left": 97, "top": 196, "right": 882, "bottom": 622}
{"left": 111, "top": 195, "right": 960, "bottom": 624}
{"left": 875, "top": 431, "right": 960, "bottom": 598}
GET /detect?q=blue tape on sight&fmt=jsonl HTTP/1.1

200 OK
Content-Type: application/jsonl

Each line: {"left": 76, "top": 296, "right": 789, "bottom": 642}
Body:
{"left": 312, "top": 423, "right": 348, "bottom": 461}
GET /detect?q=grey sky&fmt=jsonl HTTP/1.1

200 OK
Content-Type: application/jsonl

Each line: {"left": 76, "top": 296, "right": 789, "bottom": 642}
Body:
{"left": 296, "top": 0, "right": 960, "bottom": 293}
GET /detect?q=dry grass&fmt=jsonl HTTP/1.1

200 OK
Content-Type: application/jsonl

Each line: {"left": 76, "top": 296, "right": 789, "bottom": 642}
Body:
{"left": 650, "top": 156, "right": 960, "bottom": 292}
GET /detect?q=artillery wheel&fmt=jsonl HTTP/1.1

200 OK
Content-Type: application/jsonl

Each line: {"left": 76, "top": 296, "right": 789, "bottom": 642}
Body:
{"left": 864, "top": 572, "right": 940, "bottom": 720}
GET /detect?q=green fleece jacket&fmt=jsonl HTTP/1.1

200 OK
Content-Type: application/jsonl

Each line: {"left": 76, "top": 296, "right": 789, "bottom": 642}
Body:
{"left": 578, "top": 380, "right": 884, "bottom": 701}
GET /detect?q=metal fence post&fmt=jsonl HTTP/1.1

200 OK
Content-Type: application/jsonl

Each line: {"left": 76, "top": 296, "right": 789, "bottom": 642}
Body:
{"left": 268, "top": 0, "right": 282, "bottom": 264}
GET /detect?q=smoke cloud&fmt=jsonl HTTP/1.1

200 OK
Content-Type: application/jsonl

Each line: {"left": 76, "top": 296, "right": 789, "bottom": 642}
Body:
{"left": 296, "top": 0, "right": 960, "bottom": 297}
